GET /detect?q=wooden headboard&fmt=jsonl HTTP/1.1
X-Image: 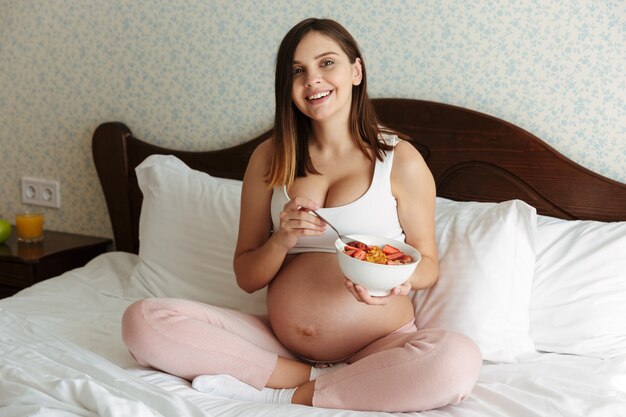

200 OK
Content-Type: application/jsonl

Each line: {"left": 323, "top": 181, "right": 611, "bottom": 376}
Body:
{"left": 92, "top": 98, "right": 626, "bottom": 253}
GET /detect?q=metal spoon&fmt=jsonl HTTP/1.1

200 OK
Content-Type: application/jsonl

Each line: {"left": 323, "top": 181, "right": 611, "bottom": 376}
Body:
{"left": 310, "top": 210, "right": 353, "bottom": 245}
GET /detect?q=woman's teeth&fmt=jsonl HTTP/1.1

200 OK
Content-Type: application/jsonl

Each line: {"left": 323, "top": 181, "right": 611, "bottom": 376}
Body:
{"left": 307, "top": 91, "right": 330, "bottom": 100}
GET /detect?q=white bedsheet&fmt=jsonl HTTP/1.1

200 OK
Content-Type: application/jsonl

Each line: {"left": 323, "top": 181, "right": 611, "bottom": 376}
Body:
{"left": 1, "top": 252, "right": 625, "bottom": 417}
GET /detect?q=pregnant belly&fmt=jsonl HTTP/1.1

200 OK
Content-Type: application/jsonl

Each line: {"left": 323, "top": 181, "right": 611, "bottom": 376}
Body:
{"left": 267, "top": 253, "right": 415, "bottom": 361}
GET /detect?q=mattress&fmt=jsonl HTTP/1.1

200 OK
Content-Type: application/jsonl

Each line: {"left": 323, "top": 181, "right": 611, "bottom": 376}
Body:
{"left": 1, "top": 252, "right": 625, "bottom": 416}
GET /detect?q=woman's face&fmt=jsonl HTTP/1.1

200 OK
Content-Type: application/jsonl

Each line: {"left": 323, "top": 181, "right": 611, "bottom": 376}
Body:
{"left": 290, "top": 31, "right": 362, "bottom": 125}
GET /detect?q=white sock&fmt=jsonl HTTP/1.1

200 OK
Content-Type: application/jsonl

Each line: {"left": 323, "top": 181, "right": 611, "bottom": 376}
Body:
{"left": 192, "top": 374, "right": 295, "bottom": 404}
{"left": 309, "top": 362, "right": 347, "bottom": 381}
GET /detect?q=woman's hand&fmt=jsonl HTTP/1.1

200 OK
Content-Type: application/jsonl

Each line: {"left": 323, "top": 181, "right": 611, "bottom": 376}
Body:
{"left": 343, "top": 277, "right": 412, "bottom": 305}
{"left": 272, "top": 196, "right": 326, "bottom": 250}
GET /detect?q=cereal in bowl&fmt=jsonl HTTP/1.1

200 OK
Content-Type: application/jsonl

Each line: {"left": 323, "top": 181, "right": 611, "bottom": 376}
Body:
{"left": 343, "top": 241, "right": 413, "bottom": 265}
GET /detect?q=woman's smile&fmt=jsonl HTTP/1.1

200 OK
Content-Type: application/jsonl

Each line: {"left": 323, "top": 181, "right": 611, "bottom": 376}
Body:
{"left": 306, "top": 89, "right": 333, "bottom": 102}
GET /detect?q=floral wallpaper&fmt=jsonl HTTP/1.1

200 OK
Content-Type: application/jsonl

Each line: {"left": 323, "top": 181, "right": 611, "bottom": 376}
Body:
{"left": 0, "top": 0, "right": 624, "bottom": 239}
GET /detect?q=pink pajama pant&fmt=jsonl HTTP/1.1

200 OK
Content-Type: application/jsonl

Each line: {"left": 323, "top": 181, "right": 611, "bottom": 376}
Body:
{"left": 122, "top": 297, "right": 482, "bottom": 413}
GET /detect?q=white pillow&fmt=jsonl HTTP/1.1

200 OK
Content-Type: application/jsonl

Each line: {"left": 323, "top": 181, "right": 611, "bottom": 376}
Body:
{"left": 531, "top": 215, "right": 626, "bottom": 358}
{"left": 413, "top": 198, "right": 538, "bottom": 363}
{"left": 131, "top": 155, "right": 267, "bottom": 315}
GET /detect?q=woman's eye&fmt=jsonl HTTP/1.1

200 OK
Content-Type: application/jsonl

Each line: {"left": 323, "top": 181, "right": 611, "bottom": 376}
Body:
{"left": 321, "top": 60, "right": 334, "bottom": 67}
{"left": 292, "top": 67, "right": 303, "bottom": 76}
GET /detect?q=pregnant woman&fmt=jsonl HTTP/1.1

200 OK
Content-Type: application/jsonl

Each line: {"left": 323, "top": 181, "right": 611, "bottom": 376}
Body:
{"left": 122, "top": 17, "right": 481, "bottom": 413}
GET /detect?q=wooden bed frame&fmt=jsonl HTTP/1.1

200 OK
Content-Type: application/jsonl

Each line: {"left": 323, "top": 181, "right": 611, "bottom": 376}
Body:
{"left": 92, "top": 98, "right": 626, "bottom": 253}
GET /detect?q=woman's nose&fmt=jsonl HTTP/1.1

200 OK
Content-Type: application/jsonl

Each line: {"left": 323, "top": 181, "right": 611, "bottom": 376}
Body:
{"left": 305, "top": 70, "right": 321, "bottom": 87}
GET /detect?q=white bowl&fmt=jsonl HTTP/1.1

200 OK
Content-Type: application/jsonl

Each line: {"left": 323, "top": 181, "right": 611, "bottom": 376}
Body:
{"left": 335, "top": 234, "right": 421, "bottom": 296}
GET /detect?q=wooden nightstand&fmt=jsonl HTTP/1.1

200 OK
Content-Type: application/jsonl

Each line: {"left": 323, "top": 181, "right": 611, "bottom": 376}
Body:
{"left": 0, "top": 229, "right": 112, "bottom": 299}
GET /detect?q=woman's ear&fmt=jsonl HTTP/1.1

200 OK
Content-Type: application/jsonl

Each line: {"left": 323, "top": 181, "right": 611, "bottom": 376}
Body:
{"left": 353, "top": 57, "right": 363, "bottom": 86}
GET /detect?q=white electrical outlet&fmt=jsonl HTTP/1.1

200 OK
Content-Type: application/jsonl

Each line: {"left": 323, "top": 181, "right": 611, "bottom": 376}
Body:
{"left": 21, "top": 177, "right": 61, "bottom": 208}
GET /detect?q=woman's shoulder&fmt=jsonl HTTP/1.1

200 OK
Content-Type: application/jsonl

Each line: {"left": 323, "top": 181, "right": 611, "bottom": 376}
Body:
{"left": 249, "top": 137, "right": 274, "bottom": 163}
{"left": 245, "top": 137, "right": 274, "bottom": 179}
{"left": 252, "top": 136, "right": 274, "bottom": 155}
{"left": 391, "top": 138, "right": 429, "bottom": 176}
{"left": 390, "top": 138, "right": 435, "bottom": 201}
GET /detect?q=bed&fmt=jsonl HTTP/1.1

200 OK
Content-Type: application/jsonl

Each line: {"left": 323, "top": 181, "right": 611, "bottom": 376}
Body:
{"left": 1, "top": 98, "right": 625, "bottom": 416}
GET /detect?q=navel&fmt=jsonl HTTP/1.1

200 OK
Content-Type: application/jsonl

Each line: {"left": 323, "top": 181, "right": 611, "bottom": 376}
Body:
{"left": 297, "top": 324, "right": 318, "bottom": 338}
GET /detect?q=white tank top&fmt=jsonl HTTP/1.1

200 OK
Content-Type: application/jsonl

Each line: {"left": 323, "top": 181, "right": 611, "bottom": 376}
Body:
{"left": 270, "top": 135, "right": 405, "bottom": 254}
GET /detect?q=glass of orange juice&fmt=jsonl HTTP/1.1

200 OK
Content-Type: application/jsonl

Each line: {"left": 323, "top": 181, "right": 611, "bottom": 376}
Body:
{"left": 15, "top": 212, "right": 44, "bottom": 243}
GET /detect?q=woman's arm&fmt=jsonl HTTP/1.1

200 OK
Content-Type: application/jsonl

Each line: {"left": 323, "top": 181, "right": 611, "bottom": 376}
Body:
{"left": 233, "top": 140, "right": 326, "bottom": 293}
{"left": 391, "top": 140, "right": 439, "bottom": 291}
{"left": 344, "top": 140, "right": 439, "bottom": 303}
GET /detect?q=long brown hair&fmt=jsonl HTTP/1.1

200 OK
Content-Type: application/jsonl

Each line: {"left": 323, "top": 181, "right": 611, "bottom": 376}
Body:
{"left": 267, "top": 18, "right": 393, "bottom": 188}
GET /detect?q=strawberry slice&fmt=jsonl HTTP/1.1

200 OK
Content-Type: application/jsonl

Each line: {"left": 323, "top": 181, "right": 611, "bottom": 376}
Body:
{"left": 386, "top": 260, "right": 400, "bottom": 265}
{"left": 349, "top": 241, "right": 368, "bottom": 250}
{"left": 400, "top": 255, "right": 413, "bottom": 264}
{"left": 353, "top": 249, "right": 366, "bottom": 260}
{"left": 382, "top": 244, "right": 400, "bottom": 254}
{"left": 344, "top": 249, "right": 357, "bottom": 257}
{"left": 385, "top": 252, "right": 405, "bottom": 260}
